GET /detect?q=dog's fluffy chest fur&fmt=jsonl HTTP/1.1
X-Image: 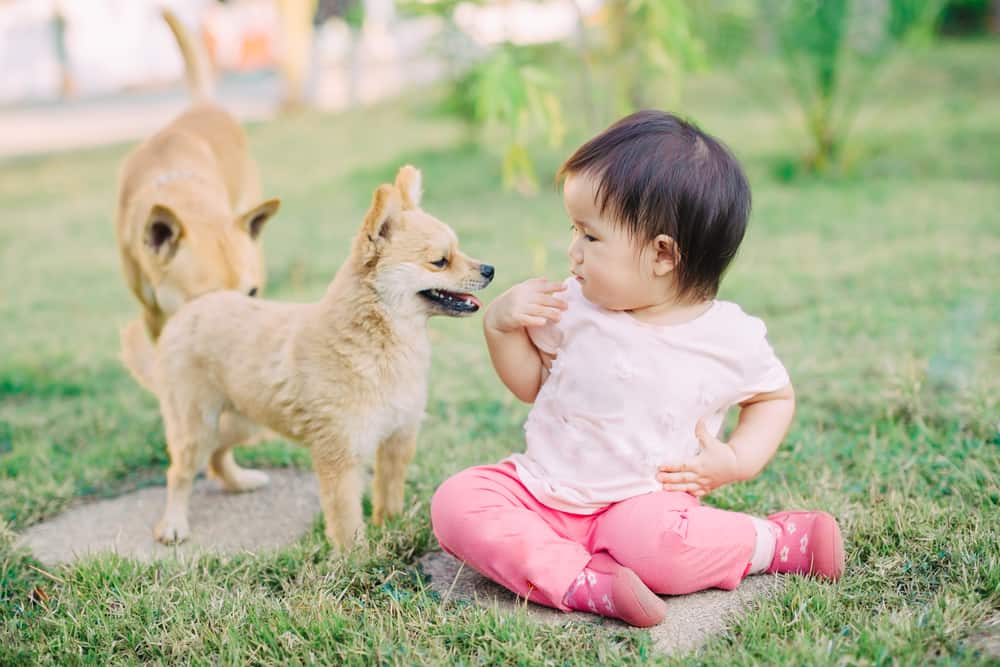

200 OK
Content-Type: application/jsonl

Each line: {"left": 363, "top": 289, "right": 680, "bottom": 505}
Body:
{"left": 354, "top": 342, "right": 430, "bottom": 458}
{"left": 333, "top": 329, "right": 432, "bottom": 459}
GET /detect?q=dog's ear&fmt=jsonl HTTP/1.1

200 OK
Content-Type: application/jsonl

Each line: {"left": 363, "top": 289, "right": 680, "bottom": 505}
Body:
{"left": 394, "top": 165, "right": 422, "bottom": 210}
{"left": 237, "top": 198, "right": 281, "bottom": 239}
{"left": 363, "top": 184, "right": 402, "bottom": 242}
{"left": 144, "top": 205, "right": 183, "bottom": 261}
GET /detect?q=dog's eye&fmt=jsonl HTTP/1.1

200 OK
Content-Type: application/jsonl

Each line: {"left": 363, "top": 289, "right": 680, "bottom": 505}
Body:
{"left": 431, "top": 258, "right": 449, "bottom": 268}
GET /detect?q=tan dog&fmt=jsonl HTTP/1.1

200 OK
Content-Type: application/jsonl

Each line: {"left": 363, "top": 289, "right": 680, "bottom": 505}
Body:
{"left": 152, "top": 166, "right": 493, "bottom": 549}
{"left": 116, "top": 10, "right": 280, "bottom": 344}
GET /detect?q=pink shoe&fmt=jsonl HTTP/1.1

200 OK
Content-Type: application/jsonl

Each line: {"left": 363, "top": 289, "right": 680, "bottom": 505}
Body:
{"left": 563, "top": 552, "right": 667, "bottom": 627}
{"left": 767, "top": 511, "right": 845, "bottom": 580}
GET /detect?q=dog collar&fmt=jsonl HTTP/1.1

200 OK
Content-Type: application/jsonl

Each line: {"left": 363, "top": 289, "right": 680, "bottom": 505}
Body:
{"left": 151, "top": 170, "right": 205, "bottom": 187}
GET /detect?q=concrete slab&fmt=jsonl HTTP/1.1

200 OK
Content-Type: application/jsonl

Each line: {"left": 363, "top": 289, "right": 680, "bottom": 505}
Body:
{"left": 969, "top": 613, "right": 1000, "bottom": 660}
{"left": 419, "top": 550, "right": 784, "bottom": 657}
{"left": 18, "top": 469, "right": 320, "bottom": 564}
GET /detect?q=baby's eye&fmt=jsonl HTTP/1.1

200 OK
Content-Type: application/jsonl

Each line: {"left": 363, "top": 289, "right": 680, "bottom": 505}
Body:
{"left": 585, "top": 234, "right": 597, "bottom": 242}
{"left": 431, "top": 258, "right": 449, "bottom": 268}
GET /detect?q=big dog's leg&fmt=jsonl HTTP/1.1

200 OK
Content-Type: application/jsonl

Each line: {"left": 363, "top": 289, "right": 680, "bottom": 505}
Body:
{"left": 208, "top": 412, "right": 270, "bottom": 492}
{"left": 372, "top": 427, "right": 417, "bottom": 526}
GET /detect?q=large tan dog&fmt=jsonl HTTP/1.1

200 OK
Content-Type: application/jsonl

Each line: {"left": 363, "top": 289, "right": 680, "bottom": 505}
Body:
{"left": 116, "top": 10, "right": 280, "bottom": 344}
{"left": 152, "top": 166, "right": 493, "bottom": 550}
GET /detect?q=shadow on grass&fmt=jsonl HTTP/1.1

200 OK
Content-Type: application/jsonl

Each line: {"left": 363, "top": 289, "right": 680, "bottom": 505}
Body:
{"left": 0, "top": 359, "right": 141, "bottom": 405}
{"left": 749, "top": 123, "right": 1000, "bottom": 185}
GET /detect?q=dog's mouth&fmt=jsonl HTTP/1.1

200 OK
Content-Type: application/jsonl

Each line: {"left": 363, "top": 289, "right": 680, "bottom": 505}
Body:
{"left": 418, "top": 288, "right": 482, "bottom": 314}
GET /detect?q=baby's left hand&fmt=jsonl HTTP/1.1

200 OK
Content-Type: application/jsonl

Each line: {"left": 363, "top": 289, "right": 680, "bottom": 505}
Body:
{"left": 656, "top": 420, "right": 742, "bottom": 498}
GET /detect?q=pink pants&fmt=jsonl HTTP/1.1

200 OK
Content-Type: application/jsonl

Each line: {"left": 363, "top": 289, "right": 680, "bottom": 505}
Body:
{"left": 431, "top": 462, "right": 757, "bottom": 611}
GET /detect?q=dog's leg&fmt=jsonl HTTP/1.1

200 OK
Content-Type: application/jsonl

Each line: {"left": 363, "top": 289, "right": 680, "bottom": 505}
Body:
{"left": 371, "top": 427, "right": 417, "bottom": 526}
{"left": 155, "top": 400, "right": 221, "bottom": 544}
{"left": 209, "top": 449, "right": 270, "bottom": 492}
{"left": 208, "top": 412, "right": 270, "bottom": 492}
{"left": 311, "top": 446, "right": 365, "bottom": 552}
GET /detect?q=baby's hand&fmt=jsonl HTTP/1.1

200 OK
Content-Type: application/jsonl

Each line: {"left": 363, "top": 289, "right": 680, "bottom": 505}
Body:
{"left": 485, "top": 278, "right": 567, "bottom": 333}
{"left": 656, "top": 420, "right": 742, "bottom": 498}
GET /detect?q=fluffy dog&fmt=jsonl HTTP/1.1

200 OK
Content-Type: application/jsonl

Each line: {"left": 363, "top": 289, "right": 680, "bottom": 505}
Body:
{"left": 116, "top": 10, "right": 280, "bottom": 344}
{"left": 152, "top": 166, "right": 493, "bottom": 549}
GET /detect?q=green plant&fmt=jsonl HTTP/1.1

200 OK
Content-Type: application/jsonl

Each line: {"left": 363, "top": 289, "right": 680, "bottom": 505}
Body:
{"left": 416, "top": 0, "right": 703, "bottom": 192}
{"left": 596, "top": 0, "right": 706, "bottom": 116}
{"left": 760, "top": 0, "right": 945, "bottom": 172}
{"left": 457, "top": 45, "right": 566, "bottom": 194}
{"left": 938, "top": 0, "right": 997, "bottom": 34}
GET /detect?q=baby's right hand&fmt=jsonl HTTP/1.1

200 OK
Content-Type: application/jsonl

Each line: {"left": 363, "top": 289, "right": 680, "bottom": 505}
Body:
{"left": 485, "top": 278, "right": 567, "bottom": 333}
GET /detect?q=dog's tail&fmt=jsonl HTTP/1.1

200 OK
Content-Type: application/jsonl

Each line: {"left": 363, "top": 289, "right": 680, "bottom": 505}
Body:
{"left": 162, "top": 9, "right": 214, "bottom": 102}
{"left": 120, "top": 319, "right": 158, "bottom": 394}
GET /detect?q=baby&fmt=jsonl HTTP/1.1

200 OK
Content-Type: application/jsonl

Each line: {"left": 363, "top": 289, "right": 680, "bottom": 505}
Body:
{"left": 431, "top": 110, "right": 844, "bottom": 627}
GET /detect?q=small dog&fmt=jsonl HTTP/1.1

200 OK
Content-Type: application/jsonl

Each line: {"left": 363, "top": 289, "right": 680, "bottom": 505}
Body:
{"left": 152, "top": 166, "right": 493, "bottom": 550}
{"left": 116, "top": 10, "right": 280, "bottom": 345}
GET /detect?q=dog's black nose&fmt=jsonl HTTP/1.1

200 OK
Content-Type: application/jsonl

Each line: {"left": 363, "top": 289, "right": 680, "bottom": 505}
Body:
{"left": 480, "top": 264, "right": 495, "bottom": 280}
{"left": 248, "top": 287, "right": 258, "bottom": 297}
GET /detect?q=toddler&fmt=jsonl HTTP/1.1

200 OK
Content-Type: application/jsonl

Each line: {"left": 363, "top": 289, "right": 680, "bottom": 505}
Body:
{"left": 431, "top": 110, "right": 844, "bottom": 627}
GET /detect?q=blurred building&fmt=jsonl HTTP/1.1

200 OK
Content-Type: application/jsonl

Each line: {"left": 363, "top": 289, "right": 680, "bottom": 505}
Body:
{"left": 0, "top": 0, "right": 604, "bottom": 107}
{"left": 0, "top": 0, "right": 215, "bottom": 103}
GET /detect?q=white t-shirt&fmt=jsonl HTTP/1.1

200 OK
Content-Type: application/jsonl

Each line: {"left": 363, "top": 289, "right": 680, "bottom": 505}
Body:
{"left": 506, "top": 277, "right": 790, "bottom": 514}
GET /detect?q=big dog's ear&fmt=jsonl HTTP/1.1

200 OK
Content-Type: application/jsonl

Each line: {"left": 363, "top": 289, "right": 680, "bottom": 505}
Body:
{"left": 394, "top": 165, "right": 422, "bottom": 210}
{"left": 144, "top": 205, "right": 183, "bottom": 261}
{"left": 237, "top": 198, "right": 281, "bottom": 239}
{"left": 363, "top": 184, "right": 402, "bottom": 242}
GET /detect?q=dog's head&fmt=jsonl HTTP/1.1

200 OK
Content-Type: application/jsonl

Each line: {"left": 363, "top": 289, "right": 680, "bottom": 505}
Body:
{"left": 354, "top": 165, "right": 493, "bottom": 317}
{"left": 139, "top": 197, "right": 280, "bottom": 318}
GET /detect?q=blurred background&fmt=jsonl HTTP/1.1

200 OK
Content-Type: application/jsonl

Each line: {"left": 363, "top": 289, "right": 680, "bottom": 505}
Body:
{"left": 2, "top": 0, "right": 998, "bottom": 178}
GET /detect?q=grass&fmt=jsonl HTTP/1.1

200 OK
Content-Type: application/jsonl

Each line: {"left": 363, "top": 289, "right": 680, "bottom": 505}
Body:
{"left": 1, "top": 39, "right": 998, "bottom": 665}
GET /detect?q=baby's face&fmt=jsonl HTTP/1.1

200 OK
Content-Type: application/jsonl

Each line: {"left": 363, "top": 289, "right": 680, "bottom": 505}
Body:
{"left": 563, "top": 172, "right": 663, "bottom": 312}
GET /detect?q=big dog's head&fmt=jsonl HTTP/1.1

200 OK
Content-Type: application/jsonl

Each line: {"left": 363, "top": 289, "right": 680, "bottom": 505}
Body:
{"left": 136, "top": 195, "right": 280, "bottom": 332}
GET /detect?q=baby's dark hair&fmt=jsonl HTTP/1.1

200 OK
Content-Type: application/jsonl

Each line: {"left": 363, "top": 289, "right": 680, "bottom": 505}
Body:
{"left": 558, "top": 110, "right": 751, "bottom": 301}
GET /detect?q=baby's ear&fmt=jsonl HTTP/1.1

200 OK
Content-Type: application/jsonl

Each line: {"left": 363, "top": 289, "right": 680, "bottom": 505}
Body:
{"left": 651, "top": 234, "right": 679, "bottom": 275}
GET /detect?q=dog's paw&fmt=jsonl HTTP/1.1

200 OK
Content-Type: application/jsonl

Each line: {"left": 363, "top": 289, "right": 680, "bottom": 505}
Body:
{"left": 224, "top": 468, "right": 270, "bottom": 493}
{"left": 154, "top": 516, "right": 190, "bottom": 544}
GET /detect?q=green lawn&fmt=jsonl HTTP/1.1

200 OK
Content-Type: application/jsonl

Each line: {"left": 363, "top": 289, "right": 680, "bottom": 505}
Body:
{"left": 1, "top": 40, "right": 998, "bottom": 665}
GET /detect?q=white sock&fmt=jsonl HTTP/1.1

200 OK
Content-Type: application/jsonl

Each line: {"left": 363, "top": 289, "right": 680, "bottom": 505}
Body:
{"left": 747, "top": 516, "right": 776, "bottom": 575}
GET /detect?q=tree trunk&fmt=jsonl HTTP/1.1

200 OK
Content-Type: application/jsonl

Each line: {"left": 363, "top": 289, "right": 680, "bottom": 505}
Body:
{"left": 276, "top": 0, "right": 318, "bottom": 112}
